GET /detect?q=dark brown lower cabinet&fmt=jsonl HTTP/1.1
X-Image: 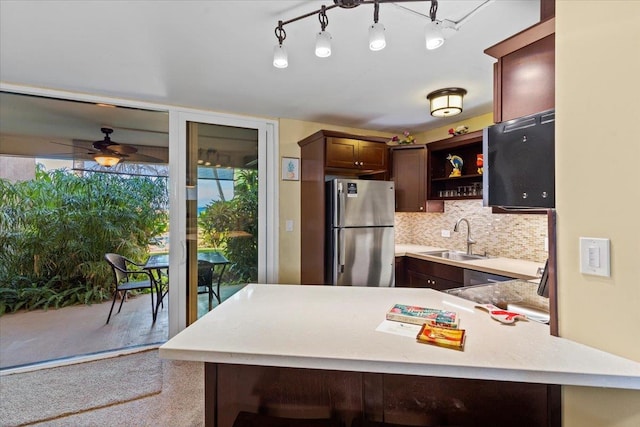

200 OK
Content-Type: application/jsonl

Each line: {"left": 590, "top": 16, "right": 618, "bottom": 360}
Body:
{"left": 205, "top": 363, "right": 560, "bottom": 427}
{"left": 397, "top": 257, "right": 464, "bottom": 291}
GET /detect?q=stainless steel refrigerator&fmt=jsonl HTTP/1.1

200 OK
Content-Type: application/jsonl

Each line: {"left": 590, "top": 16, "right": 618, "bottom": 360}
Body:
{"left": 326, "top": 179, "right": 395, "bottom": 287}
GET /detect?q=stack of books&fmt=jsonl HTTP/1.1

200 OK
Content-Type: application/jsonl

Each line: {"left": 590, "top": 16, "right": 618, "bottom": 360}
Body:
{"left": 386, "top": 303, "right": 466, "bottom": 351}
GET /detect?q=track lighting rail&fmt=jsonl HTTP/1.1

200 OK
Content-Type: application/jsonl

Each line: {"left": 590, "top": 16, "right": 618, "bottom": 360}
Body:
{"left": 273, "top": 0, "right": 442, "bottom": 68}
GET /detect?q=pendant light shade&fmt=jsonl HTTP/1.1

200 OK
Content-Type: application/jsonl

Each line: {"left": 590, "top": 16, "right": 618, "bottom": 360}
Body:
{"left": 315, "top": 30, "right": 332, "bottom": 57}
{"left": 425, "top": 20, "right": 444, "bottom": 50}
{"left": 427, "top": 88, "right": 467, "bottom": 117}
{"left": 273, "top": 44, "right": 288, "bottom": 68}
{"left": 369, "top": 22, "right": 386, "bottom": 51}
{"left": 94, "top": 153, "right": 121, "bottom": 167}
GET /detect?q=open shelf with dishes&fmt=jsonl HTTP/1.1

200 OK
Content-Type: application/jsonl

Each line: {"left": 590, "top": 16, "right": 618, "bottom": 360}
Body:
{"left": 427, "top": 130, "right": 484, "bottom": 201}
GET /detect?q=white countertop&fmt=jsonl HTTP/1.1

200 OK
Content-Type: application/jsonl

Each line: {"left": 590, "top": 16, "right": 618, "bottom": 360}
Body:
{"left": 160, "top": 284, "right": 640, "bottom": 390}
{"left": 396, "top": 244, "right": 543, "bottom": 280}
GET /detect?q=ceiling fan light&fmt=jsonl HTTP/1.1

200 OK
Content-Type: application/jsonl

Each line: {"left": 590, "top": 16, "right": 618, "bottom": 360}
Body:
{"left": 369, "top": 22, "right": 386, "bottom": 51}
{"left": 94, "top": 153, "right": 121, "bottom": 167}
{"left": 427, "top": 88, "right": 467, "bottom": 117}
{"left": 273, "top": 44, "right": 288, "bottom": 68}
{"left": 425, "top": 20, "right": 445, "bottom": 50}
{"left": 315, "top": 30, "right": 332, "bottom": 58}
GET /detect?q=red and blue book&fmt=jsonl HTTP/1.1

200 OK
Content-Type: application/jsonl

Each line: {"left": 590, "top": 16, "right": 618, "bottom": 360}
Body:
{"left": 386, "top": 304, "right": 459, "bottom": 328}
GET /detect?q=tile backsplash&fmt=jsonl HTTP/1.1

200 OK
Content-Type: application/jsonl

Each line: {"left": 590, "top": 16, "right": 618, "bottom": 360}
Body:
{"left": 395, "top": 200, "right": 548, "bottom": 263}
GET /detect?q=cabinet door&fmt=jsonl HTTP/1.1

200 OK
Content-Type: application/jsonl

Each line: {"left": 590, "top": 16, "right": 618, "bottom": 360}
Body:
{"left": 395, "top": 256, "right": 406, "bottom": 287}
{"left": 326, "top": 138, "right": 359, "bottom": 168}
{"left": 392, "top": 147, "right": 444, "bottom": 212}
{"left": 358, "top": 140, "right": 387, "bottom": 170}
{"left": 392, "top": 147, "right": 426, "bottom": 212}
{"left": 500, "top": 34, "right": 555, "bottom": 122}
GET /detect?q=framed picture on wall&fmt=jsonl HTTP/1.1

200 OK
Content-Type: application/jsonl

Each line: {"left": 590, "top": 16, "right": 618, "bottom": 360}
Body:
{"left": 281, "top": 157, "right": 299, "bottom": 181}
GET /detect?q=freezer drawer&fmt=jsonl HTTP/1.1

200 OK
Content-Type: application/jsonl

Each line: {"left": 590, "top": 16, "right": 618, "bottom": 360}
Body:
{"left": 328, "top": 226, "right": 395, "bottom": 287}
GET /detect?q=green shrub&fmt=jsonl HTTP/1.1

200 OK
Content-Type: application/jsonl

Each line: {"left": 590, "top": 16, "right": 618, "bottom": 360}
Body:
{"left": 0, "top": 165, "right": 168, "bottom": 314}
{"left": 199, "top": 169, "right": 258, "bottom": 283}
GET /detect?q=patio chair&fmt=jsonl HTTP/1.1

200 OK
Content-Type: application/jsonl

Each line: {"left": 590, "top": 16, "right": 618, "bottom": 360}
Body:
{"left": 197, "top": 260, "right": 217, "bottom": 311}
{"left": 105, "top": 253, "right": 155, "bottom": 324}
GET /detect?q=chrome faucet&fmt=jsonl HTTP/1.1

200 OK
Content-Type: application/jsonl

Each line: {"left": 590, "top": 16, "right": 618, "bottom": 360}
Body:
{"left": 454, "top": 218, "right": 476, "bottom": 255}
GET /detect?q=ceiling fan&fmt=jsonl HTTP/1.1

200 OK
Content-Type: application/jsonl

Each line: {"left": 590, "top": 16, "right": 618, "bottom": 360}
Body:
{"left": 51, "top": 127, "right": 165, "bottom": 167}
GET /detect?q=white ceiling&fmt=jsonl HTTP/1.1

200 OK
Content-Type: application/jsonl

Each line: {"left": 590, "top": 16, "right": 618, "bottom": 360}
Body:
{"left": 0, "top": 0, "right": 540, "bottom": 143}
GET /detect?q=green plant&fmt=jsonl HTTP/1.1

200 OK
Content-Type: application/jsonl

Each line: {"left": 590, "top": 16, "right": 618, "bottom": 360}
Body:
{"left": 0, "top": 165, "right": 168, "bottom": 313}
{"left": 198, "top": 169, "right": 258, "bottom": 283}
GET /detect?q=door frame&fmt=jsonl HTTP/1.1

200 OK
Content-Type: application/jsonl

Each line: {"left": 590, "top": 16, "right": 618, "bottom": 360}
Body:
{"left": 169, "top": 110, "right": 278, "bottom": 336}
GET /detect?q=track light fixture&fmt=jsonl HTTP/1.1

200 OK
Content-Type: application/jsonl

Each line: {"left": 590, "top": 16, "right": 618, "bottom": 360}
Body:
{"left": 272, "top": 0, "right": 446, "bottom": 68}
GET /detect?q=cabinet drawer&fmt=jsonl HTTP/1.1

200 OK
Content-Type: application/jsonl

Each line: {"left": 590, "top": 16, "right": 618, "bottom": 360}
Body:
{"left": 406, "top": 270, "right": 462, "bottom": 291}
{"left": 405, "top": 257, "right": 464, "bottom": 284}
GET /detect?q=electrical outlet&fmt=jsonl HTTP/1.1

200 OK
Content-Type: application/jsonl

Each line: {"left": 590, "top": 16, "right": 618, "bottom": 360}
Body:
{"left": 441, "top": 229, "right": 451, "bottom": 238}
{"left": 285, "top": 220, "right": 294, "bottom": 232}
{"left": 544, "top": 237, "right": 549, "bottom": 251}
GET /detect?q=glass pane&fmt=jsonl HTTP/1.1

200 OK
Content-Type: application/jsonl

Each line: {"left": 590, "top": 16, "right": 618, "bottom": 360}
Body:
{"left": 0, "top": 92, "right": 170, "bottom": 369}
{"left": 186, "top": 122, "right": 258, "bottom": 323}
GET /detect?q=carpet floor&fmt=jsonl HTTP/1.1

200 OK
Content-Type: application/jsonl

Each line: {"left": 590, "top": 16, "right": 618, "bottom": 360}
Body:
{"left": 0, "top": 349, "right": 204, "bottom": 426}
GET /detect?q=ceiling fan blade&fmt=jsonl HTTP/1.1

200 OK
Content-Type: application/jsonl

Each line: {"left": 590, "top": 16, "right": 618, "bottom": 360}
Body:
{"left": 50, "top": 140, "right": 84, "bottom": 149}
{"left": 107, "top": 144, "right": 137, "bottom": 154}
{"left": 125, "top": 152, "right": 165, "bottom": 163}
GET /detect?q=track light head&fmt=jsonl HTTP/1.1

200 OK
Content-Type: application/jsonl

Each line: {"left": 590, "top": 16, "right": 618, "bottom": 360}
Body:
{"left": 425, "top": 20, "right": 444, "bottom": 50}
{"left": 273, "top": 21, "right": 288, "bottom": 68}
{"left": 369, "top": 22, "right": 386, "bottom": 51}
{"left": 273, "top": 44, "right": 288, "bottom": 68}
{"left": 316, "top": 30, "right": 332, "bottom": 57}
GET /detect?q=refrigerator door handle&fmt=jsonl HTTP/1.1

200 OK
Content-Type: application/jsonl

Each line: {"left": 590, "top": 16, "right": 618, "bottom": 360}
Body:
{"left": 338, "top": 228, "right": 346, "bottom": 273}
{"left": 337, "top": 181, "right": 345, "bottom": 227}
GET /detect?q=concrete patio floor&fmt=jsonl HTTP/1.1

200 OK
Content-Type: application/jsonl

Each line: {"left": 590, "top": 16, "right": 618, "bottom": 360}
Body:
{"left": 0, "top": 284, "right": 246, "bottom": 370}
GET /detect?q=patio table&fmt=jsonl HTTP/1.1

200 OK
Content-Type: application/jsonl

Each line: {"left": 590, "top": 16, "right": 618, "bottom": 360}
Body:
{"left": 144, "top": 251, "right": 230, "bottom": 318}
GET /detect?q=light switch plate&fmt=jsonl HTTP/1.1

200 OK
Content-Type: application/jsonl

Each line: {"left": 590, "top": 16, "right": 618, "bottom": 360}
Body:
{"left": 579, "top": 237, "right": 610, "bottom": 277}
{"left": 285, "top": 220, "right": 294, "bottom": 232}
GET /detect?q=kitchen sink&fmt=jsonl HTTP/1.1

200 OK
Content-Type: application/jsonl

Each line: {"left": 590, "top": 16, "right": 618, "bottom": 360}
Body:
{"left": 419, "top": 250, "right": 488, "bottom": 261}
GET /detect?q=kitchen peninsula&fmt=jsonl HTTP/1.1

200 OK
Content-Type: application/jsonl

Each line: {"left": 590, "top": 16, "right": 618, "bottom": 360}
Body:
{"left": 160, "top": 284, "right": 640, "bottom": 427}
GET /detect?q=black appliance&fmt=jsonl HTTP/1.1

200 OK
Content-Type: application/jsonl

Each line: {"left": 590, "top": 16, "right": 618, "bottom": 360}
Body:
{"left": 483, "top": 109, "right": 555, "bottom": 208}
{"left": 537, "top": 259, "right": 550, "bottom": 298}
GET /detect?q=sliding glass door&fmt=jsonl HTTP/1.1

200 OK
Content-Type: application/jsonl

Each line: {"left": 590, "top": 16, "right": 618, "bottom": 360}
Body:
{"left": 168, "top": 112, "right": 277, "bottom": 333}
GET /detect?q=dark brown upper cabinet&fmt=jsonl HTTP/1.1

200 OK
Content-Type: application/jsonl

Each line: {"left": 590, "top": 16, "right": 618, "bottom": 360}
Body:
{"left": 325, "top": 136, "right": 388, "bottom": 173}
{"left": 485, "top": 17, "right": 555, "bottom": 123}
{"left": 391, "top": 145, "right": 443, "bottom": 213}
